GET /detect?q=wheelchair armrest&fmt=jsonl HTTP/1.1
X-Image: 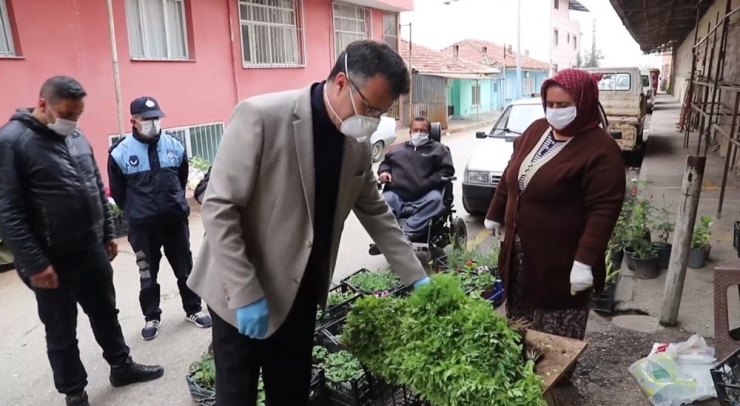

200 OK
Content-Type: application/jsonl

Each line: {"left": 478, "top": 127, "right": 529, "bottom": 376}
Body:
{"left": 441, "top": 176, "right": 457, "bottom": 182}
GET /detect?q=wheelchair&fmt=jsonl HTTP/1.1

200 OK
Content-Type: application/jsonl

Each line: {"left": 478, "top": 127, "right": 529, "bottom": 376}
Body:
{"left": 370, "top": 122, "right": 468, "bottom": 273}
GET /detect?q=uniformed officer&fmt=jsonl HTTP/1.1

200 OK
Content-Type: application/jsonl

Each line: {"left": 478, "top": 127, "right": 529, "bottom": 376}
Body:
{"left": 108, "top": 96, "right": 211, "bottom": 341}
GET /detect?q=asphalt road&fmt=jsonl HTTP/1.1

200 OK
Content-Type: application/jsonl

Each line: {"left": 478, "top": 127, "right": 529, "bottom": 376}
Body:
{"left": 0, "top": 129, "right": 490, "bottom": 406}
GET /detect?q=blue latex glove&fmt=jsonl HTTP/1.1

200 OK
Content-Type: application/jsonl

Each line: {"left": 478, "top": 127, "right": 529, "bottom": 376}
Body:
{"left": 413, "top": 277, "right": 431, "bottom": 289}
{"left": 235, "top": 297, "right": 269, "bottom": 339}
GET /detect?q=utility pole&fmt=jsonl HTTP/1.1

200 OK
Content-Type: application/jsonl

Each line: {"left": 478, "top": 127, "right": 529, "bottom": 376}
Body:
{"left": 515, "top": 0, "right": 522, "bottom": 100}
{"left": 590, "top": 19, "right": 598, "bottom": 67}
{"left": 660, "top": 156, "right": 706, "bottom": 326}
{"left": 105, "top": 0, "right": 126, "bottom": 138}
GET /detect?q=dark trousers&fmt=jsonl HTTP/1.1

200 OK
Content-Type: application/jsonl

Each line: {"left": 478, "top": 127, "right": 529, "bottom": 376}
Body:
{"left": 211, "top": 275, "right": 319, "bottom": 406}
{"left": 128, "top": 220, "right": 202, "bottom": 321}
{"left": 24, "top": 244, "right": 130, "bottom": 396}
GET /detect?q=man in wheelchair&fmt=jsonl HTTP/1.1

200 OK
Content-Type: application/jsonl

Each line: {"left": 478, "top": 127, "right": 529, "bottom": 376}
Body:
{"left": 369, "top": 117, "right": 454, "bottom": 255}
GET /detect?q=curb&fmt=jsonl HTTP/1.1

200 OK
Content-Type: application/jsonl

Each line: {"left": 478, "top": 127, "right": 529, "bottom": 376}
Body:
{"left": 446, "top": 119, "right": 498, "bottom": 135}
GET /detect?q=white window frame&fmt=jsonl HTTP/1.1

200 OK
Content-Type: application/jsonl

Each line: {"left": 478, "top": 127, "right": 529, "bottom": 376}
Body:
{"left": 125, "top": 0, "right": 190, "bottom": 60}
{"left": 108, "top": 122, "right": 225, "bottom": 163}
{"left": 238, "top": 0, "right": 306, "bottom": 68}
{"left": 382, "top": 12, "right": 398, "bottom": 52}
{"left": 471, "top": 84, "right": 481, "bottom": 107}
{"left": 0, "top": 0, "right": 15, "bottom": 57}
{"left": 332, "top": 2, "right": 371, "bottom": 60}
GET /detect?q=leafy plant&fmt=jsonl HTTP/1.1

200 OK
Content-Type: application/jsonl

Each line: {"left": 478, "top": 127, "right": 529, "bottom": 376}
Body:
{"left": 446, "top": 246, "right": 499, "bottom": 271}
{"left": 190, "top": 352, "right": 267, "bottom": 405}
{"left": 691, "top": 216, "right": 713, "bottom": 250}
{"left": 347, "top": 269, "right": 400, "bottom": 292}
{"left": 343, "top": 274, "right": 545, "bottom": 406}
{"left": 110, "top": 203, "right": 123, "bottom": 217}
{"left": 605, "top": 250, "right": 621, "bottom": 284}
{"left": 327, "top": 290, "right": 355, "bottom": 306}
{"left": 608, "top": 201, "right": 631, "bottom": 253}
{"left": 190, "top": 352, "right": 216, "bottom": 391}
{"left": 190, "top": 156, "right": 211, "bottom": 172}
{"left": 626, "top": 197, "right": 656, "bottom": 259}
{"left": 652, "top": 195, "right": 674, "bottom": 246}
{"left": 312, "top": 346, "right": 364, "bottom": 390}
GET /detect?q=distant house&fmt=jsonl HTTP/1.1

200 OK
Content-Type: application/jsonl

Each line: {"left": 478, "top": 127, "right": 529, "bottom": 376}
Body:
{"left": 398, "top": 40, "right": 499, "bottom": 127}
{"left": 441, "top": 39, "right": 550, "bottom": 107}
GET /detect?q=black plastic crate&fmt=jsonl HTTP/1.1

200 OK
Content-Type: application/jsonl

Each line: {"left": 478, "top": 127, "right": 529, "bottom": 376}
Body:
{"left": 591, "top": 280, "right": 618, "bottom": 314}
{"left": 371, "top": 380, "right": 431, "bottom": 406}
{"left": 712, "top": 348, "right": 740, "bottom": 405}
{"left": 194, "top": 365, "right": 326, "bottom": 405}
{"left": 341, "top": 268, "right": 403, "bottom": 297}
{"left": 317, "top": 284, "right": 360, "bottom": 331}
{"left": 734, "top": 221, "right": 740, "bottom": 257}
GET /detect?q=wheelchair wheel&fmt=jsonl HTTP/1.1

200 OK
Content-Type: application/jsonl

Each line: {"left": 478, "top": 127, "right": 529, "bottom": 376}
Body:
{"left": 452, "top": 217, "right": 468, "bottom": 251}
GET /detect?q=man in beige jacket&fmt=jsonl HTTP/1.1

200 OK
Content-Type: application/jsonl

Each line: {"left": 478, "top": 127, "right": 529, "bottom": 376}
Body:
{"left": 187, "top": 40, "right": 430, "bottom": 406}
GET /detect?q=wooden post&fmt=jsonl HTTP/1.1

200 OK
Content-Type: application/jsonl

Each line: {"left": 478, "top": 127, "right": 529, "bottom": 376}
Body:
{"left": 660, "top": 156, "right": 706, "bottom": 327}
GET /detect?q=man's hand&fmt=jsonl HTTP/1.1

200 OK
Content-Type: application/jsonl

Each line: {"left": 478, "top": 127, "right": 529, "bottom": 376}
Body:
{"left": 378, "top": 172, "right": 392, "bottom": 184}
{"left": 29, "top": 266, "right": 59, "bottom": 289}
{"left": 236, "top": 297, "right": 269, "bottom": 339}
{"left": 106, "top": 240, "right": 118, "bottom": 261}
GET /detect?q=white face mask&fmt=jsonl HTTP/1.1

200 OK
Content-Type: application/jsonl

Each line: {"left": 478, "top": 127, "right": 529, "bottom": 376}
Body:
{"left": 410, "top": 132, "right": 428, "bottom": 146}
{"left": 545, "top": 106, "right": 577, "bottom": 130}
{"left": 324, "top": 54, "right": 381, "bottom": 140}
{"left": 48, "top": 118, "right": 78, "bottom": 137}
{"left": 138, "top": 119, "right": 162, "bottom": 138}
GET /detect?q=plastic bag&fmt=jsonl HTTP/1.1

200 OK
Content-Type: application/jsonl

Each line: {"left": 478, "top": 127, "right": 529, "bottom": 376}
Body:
{"left": 629, "top": 354, "right": 703, "bottom": 406}
{"left": 630, "top": 335, "right": 718, "bottom": 405}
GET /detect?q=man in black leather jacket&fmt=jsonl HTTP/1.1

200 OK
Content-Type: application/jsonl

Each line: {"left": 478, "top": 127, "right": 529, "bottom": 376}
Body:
{"left": 0, "top": 76, "right": 164, "bottom": 406}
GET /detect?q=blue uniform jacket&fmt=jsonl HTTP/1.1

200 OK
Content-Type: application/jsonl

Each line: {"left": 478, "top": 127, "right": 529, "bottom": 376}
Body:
{"left": 107, "top": 130, "right": 190, "bottom": 225}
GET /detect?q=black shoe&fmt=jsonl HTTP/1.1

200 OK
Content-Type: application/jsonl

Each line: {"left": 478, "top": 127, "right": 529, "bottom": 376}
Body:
{"left": 65, "top": 391, "right": 90, "bottom": 406}
{"left": 186, "top": 311, "right": 213, "bottom": 328}
{"left": 109, "top": 357, "right": 164, "bottom": 388}
{"left": 141, "top": 320, "right": 161, "bottom": 341}
{"left": 368, "top": 244, "right": 381, "bottom": 256}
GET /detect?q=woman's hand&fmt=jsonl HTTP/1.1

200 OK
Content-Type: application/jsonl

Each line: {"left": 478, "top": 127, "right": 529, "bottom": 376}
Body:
{"left": 569, "top": 261, "right": 593, "bottom": 295}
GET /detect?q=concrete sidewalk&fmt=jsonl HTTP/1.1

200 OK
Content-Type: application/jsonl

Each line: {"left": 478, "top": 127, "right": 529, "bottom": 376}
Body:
{"left": 617, "top": 94, "right": 740, "bottom": 338}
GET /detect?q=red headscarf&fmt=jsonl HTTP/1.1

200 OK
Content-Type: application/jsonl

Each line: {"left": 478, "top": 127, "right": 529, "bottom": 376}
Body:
{"left": 540, "top": 68, "right": 601, "bottom": 136}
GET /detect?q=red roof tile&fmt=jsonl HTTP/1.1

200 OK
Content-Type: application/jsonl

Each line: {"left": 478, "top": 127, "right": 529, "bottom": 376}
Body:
{"left": 440, "top": 39, "right": 550, "bottom": 71}
{"left": 398, "top": 39, "right": 497, "bottom": 77}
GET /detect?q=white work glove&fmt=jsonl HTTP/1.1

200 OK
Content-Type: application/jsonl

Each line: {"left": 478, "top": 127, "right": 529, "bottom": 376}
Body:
{"left": 570, "top": 260, "right": 594, "bottom": 295}
{"left": 484, "top": 219, "right": 505, "bottom": 241}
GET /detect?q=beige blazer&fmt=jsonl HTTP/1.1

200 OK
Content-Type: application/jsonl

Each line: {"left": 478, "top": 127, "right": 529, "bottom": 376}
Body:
{"left": 187, "top": 84, "right": 427, "bottom": 337}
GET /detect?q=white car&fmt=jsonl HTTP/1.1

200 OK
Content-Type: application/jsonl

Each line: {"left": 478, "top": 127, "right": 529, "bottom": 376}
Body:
{"left": 462, "top": 98, "right": 612, "bottom": 215}
{"left": 370, "top": 115, "right": 398, "bottom": 162}
{"left": 462, "top": 99, "right": 545, "bottom": 215}
{"left": 641, "top": 70, "right": 655, "bottom": 114}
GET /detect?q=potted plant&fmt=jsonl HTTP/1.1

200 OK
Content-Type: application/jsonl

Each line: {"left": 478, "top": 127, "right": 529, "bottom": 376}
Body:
{"left": 110, "top": 203, "right": 129, "bottom": 238}
{"left": 608, "top": 204, "right": 631, "bottom": 269}
{"left": 592, "top": 249, "right": 622, "bottom": 313}
{"left": 688, "top": 215, "right": 712, "bottom": 269}
{"left": 630, "top": 236, "right": 659, "bottom": 279}
{"left": 651, "top": 198, "right": 675, "bottom": 269}
{"left": 624, "top": 197, "right": 653, "bottom": 272}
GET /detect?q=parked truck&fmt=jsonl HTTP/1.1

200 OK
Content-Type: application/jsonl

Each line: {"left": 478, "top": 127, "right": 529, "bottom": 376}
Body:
{"left": 581, "top": 67, "right": 648, "bottom": 154}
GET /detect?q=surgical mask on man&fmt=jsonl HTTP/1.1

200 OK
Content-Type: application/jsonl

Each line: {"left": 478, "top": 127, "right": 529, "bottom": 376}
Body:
{"left": 45, "top": 107, "right": 78, "bottom": 137}
{"left": 545, "top": 106, "right": 577, "bottom": 130}
{"left": 138, "top": 119, "right": 162, "bottom": 138}
{"left": 48, "top": 118, "right": 78, "bottom": 137}
{"left": 324, "top": 54, "right": 381, "bottom": 140}
{"left": 410, "top": 132, "right": 428, "bottom": 146}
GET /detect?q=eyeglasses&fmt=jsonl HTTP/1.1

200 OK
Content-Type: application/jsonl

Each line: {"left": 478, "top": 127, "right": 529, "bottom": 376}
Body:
{"left": 347, "top": 78, "right": 388, "bottom": 119}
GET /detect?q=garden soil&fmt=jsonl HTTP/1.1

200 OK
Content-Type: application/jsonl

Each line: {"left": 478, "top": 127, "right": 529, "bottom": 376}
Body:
{"left": 553, "top": 311, "right": 721, "bottom": 406}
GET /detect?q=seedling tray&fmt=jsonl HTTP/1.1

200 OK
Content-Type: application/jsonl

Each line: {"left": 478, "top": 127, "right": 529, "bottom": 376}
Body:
{"left": 317, "top": 283, "right": 360, "bottom": 331}
{"left": 591, "top": 280, "right": 618, "bottom": 314}
{"left": 341, "top": 268, "right": 404, "bottom": 297}
{"left": 186, "top": 374, "right": 214, "bottom": 403}
{"left": 711, "top": 347, "right": 740, "bottom": 405}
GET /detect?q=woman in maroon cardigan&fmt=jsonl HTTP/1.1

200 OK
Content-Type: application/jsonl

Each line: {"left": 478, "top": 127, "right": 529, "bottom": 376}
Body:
{"left": 485, "top": 69, "right": 625, "bottom": 371}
